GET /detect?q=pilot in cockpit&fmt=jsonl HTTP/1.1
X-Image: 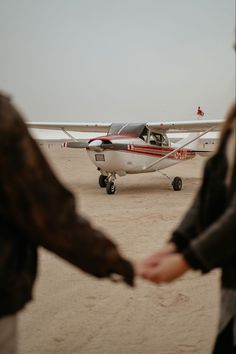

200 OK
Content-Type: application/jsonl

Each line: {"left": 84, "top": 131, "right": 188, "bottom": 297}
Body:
{"left": 149, "top": 132, "right": 162, "bottom": 146}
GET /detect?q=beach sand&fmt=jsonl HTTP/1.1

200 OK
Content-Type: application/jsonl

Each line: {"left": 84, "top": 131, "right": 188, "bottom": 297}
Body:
{"left": 18, "top": 144, "right": 220, "bottom": 354}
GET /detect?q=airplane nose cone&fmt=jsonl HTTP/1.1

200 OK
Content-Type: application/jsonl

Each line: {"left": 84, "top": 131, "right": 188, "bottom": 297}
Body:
{"left": 88, "top": 140, "right": 104, "bottom": 152}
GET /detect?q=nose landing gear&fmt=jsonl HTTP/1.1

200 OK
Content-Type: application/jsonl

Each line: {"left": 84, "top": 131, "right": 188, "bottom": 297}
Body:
{"left": 98, "top": 173, "right": 117, "bottom": 194}
{"left": 99, "top": 175, "right": 108, "bottom": 188}
{"left": 106, "top": 181, "right": 116, "bottom": 194}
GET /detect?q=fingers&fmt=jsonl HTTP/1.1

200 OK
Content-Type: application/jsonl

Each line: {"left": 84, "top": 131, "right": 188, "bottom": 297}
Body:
{"left": 141, "top": 267, "right": 163, "bottom": 282}
{"left": 110, "top": 258, "right": 135, "bottom": 287}
{"left": 108, "top": 245, "right": 188, "bottom": 287}
{"left": 139, "top": 260, "right": 174, "bottom": 283}
{"left": 137, "top": 243, "right": 177, "bottom": 268}
{"left": 136, "top": 254, "right": 190, "bottom": 284}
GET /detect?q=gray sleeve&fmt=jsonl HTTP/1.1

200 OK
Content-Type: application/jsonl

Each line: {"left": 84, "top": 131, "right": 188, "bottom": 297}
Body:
{"left": 183, "top": 193, "right": 236, "bottom": 272}
{"left": 169, "top": 189, "right": 201, "bottom": 251}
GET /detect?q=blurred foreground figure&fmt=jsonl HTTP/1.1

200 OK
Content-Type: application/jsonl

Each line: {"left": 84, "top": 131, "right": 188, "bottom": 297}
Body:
{"left": 137, "top": 103, "right": 236, "bottom": 354}
{"left": 0, "top": 93, "right": 134, "bottom": 354}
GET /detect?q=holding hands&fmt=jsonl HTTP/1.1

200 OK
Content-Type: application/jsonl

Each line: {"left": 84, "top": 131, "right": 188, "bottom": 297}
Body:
{"left": 135, "top": 243, "right": 190, "bottom": 283}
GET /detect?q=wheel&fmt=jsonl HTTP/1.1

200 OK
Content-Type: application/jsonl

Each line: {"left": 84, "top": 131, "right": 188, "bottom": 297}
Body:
{"left": 172, "top": 177, "right": 182, "bottom": 191}
{"left": 99, "top": 175, "right": 107, "bottom": 188}
{"left": 106, "top": 181, "right": 116, "bottom": 194}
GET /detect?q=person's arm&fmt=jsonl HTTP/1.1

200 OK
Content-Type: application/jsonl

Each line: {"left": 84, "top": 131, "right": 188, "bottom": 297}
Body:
{"left": 183, "top": 193, "right": 236, "bottom": 272}
{"left": 138, "top": 195, "right": 236, "bottom": 283}
{"left": 135, "top": 191, "right": 202, "bottom": 277}
{"left": 169, "top": 190, "right": 202, "bottom": 251}
{"left": 0, "top": 95, "right": 134, "bottom": 285}
{"left": 135, "top": 179, "right": 203, "bottom": 276}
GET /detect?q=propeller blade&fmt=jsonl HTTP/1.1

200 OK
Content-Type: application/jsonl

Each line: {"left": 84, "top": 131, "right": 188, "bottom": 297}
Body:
{"left": 87, "top": 141, "right": 129, "bottom": 152}
{"left": 65, "top": 141, "right": 89, "bottom": 148}
{"left": 99, "top": 143, "right": 129, "bottom": 151}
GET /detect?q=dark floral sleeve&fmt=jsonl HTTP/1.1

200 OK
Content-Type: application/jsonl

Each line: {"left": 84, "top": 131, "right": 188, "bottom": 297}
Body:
{"left": 0, "top": 94, "right": 134, "bottom": 285}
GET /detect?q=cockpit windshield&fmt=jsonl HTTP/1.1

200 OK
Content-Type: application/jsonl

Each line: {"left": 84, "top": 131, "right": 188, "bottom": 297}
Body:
{"left": 107, "top": 123, "right": 169, "bottom": 146}
{"left": 108, "top": 123, "right": 145, "bottom": 136}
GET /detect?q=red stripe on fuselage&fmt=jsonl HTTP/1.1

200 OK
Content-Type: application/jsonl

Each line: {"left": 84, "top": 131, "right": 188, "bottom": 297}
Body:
{"left": 117, "top": 144, "right": 195, "bottom": 160}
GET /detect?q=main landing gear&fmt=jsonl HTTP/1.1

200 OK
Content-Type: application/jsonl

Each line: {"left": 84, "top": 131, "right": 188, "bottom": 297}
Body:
{"left": 157, "top": 171, "right": 183, "bottom": 191}
{"left": 172, "top": 176, "right": 182, "bottom": 191}
{"left": 98, "top": 173, "right": 117, "bottom": 194}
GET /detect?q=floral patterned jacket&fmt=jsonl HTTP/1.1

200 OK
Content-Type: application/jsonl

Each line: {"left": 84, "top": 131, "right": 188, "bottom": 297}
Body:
{"left": 0, "top": 94, "right": 134, "bottom": 318}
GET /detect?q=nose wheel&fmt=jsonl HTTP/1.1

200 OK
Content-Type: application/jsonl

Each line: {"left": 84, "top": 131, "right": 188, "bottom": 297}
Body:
{"left": 172, "top": 176, "right": 182, "bottom": 191}
{"left": 99, "top": 175, "right": 108, "bottom": 188}
{"left": 99, "top": 173, "right": 116, "bottom": 194}
{"left": 106, "top": 181, "right": 116, "bottom": 194}
{"left": 98, "top": 173, "right": 117, "bottom": 194}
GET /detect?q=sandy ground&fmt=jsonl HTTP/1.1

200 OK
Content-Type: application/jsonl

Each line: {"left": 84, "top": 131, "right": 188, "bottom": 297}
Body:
{"left": 18, "top": 144, "right": 220, "bottom": 354}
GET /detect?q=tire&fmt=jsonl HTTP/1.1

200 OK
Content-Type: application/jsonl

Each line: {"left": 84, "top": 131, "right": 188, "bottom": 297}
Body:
{"left": 99, "top": 175, "right": 107, "bottom": 188}
{"left": 106, "top": 181, "right": 116, "bottom": 194}
{"left": 172, "top": 177, "right": 182, "bottom": 191}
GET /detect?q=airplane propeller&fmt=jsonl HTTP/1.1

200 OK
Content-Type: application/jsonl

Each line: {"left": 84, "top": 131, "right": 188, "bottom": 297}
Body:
{"left": 64, "top": 141, "right": 89, "bottom": 148}
{"left": 64, "top": 140, "right": 129, "bottom": 152}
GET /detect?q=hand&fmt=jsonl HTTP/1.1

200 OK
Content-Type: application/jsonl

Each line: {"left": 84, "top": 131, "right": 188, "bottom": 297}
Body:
{"left": 95, "top": 246, "right": 135, "bottom": 287}
{"left": 140, "top": 253, "right": 190, "bottom": 283}
{"left": 135, "top": 243, "right": 176, "bottom": 276}
{"left": 109, "top": 254, "right": 135, "bottom": 287}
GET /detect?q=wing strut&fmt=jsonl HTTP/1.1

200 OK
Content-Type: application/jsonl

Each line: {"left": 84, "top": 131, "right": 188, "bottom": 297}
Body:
{"left": 142, "top": 126, "right": 216, "bottom": 171}
{"left": 61, "top": 128, "right": 79, "bottom": 142}
{"left": 61, "top": 128, "right": 89, "bottom": 148}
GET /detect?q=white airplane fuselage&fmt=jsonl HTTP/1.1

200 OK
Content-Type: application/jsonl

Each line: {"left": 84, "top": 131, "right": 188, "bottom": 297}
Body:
{"left": 86, "top": 135, "right": 195, "bottom": 177}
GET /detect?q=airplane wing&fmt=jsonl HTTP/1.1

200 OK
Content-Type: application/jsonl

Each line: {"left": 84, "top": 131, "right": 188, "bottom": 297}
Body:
{"left": 27, "top": 122, "right": 111, "bottom": 133}
{"left": 146, "top": 119, "right": 223, "bottom": 133}
{"left": 28, "top": 119, "right": 223, "bottom": 134}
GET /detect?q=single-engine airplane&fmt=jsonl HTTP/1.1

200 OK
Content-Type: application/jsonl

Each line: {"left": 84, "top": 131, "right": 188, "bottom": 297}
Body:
{"left": 28, "top": 113, "right": 223, "bottom": 194}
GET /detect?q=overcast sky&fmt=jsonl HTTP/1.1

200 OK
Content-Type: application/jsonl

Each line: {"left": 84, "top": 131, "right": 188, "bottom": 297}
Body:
{"left": 0, "top": 0, "right": 235, "bottom": 123}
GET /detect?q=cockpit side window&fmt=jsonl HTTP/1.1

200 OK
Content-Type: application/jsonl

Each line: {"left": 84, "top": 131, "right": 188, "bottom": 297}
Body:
{"left": 149, "top": 132, "right": 169, "bottom": 146}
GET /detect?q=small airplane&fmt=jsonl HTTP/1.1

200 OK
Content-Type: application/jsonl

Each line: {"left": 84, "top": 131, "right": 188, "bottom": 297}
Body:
{"left": 28, "top": 108, "right": 223, "bottom": 194}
